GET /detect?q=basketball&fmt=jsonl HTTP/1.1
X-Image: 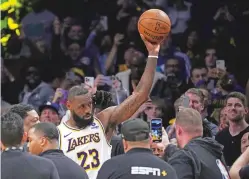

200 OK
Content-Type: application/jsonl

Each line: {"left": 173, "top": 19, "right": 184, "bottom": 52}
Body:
{"left": 138, "top": 9, "right": 171, "bottom": 44}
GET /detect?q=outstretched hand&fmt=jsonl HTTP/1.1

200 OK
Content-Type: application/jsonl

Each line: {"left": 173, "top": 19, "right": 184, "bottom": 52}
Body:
{"left": 140, "top": 34, "right": 160, "bottom": 56}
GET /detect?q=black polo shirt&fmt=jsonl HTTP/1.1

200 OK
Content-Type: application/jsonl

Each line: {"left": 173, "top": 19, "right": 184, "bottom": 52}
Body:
{"left": 215, "top": 126, "right": 249, "bottom": 166}
{"left": 97, "top": 148, "right": 177, "bottom": 179}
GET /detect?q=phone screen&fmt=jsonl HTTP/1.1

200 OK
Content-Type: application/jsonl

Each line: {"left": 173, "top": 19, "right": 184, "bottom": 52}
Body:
{"left": 182, "top": 95, "right": 190, "bottom": 108}
{"left": 151, "top": 118, "right": 162, "bottom": 143}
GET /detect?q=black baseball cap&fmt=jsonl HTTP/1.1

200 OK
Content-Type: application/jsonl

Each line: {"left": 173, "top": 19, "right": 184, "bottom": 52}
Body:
{"left": 121, "top": 118, "right": 150, "bottom": 142}
{"left": 39, "top": 102, "right": 59, "bottom": 114}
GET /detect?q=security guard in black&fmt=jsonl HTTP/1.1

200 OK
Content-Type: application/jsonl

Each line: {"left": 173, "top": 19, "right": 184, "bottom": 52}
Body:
{"left": 96, "top": 118, "right": 177, "bottom": 179}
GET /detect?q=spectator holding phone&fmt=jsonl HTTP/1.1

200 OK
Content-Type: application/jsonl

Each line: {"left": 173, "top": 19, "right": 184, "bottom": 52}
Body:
{"left": 98, "top": 33, "right": 124, "bottom": 75}
{"left": 151, "top": 127, "right": 170, "bottom": 159}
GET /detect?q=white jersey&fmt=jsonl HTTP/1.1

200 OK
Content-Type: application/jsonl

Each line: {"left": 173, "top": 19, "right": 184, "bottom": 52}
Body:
{"left": 58, "top": 117, "right": 112, "bottom": 179}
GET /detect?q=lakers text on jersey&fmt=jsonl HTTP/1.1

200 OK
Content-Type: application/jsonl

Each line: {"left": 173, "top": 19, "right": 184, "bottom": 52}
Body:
{"left": 58, "top": 117, "right": 112, "bottom": 179}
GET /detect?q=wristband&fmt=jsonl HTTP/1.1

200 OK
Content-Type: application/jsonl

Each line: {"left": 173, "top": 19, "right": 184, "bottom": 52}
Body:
{"left": 148, "top": 55, "right": 158, "bottom": 58}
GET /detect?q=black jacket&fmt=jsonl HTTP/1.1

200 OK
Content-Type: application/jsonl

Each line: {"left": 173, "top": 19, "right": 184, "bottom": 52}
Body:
{"left": 166, "top": 137, "right": 230, "bottom": 179}
{"left": 39, "top": 149, "right": 89, "bottom": 179}
{"left": 1, "top": 149, "right": 60, "bottom": 179}
{"left": 97, "top": 148, "right": 178, "bottom": 179}
{"left": 110, "top": 135, "right": 124, "bottom": 157}
{"left": 151, "top": 78, "right": 190, "bottom": 105}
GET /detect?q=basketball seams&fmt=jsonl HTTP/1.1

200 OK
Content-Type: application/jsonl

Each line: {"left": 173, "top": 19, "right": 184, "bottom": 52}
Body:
{"left": 138, "top": 18, "right": 171, "bottom": 35}
{"left": 139, "top": 18, "right": 170, "bottom": 24}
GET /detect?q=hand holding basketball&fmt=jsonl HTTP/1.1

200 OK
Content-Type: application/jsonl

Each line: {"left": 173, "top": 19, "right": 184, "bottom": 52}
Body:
{"left": 140, "top": 34, "right": 160, "bottom": 56}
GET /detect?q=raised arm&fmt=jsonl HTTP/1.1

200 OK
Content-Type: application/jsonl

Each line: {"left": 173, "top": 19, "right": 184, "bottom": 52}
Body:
{"left": 97, "top": 35, "right": 161, "bottom": 136}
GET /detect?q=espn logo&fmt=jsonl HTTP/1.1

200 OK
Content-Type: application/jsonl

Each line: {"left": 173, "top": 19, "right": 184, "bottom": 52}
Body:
{"left": 131, "top": 166, "right": 164, "bottom": 176}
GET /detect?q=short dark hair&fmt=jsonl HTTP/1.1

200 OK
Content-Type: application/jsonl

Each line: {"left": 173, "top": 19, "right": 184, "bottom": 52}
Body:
{"left": 93, "top": 90, "right": 115, "bottom": 109}
{"left": 31, "top": 122, "right": 59, "bottom": 141}
{"left": 1, "top": 112, "right": 24, "bottom": 147}
{"left": 190, "top": 63, "right": 207, "bottom": 77}
{"left": 225, "top": 92, "right": 248, "bottom": 107}
{"left": 68, "top": 85, "right": 89, "bottom": 100}
{"left": 205, "top": 44, "right": 217, "bottom": 51}
{"left": 166, "top": 56, "right": 182, "bottom": 63}
{"left": 8, "top": 104, "right": 34, "bottom": 119}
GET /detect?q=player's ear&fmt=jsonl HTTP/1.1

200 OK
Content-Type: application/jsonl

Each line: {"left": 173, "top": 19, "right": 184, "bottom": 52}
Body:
{"left": 149, "top": 134, "right": 153, "bottom": 145}
{"left": 244, "top": 107, "right": 248, "bottom": 115}
{"left": 22, "top": 131, "right": 28, "bottom": 144}
{"left": 175, "top": 125, "right": 181, "bottom": 136}
{"left": 122, "top": 139, "right": 128, "bottom": 153}
{"left": 66, "top": 100, "right": 71, "bottom": 110}
{"left": 40, "top": 137, "right": 47, "bottom": 147}
{"left": 0, "top": 140, "right": 5, "bottom": 151}
{"left": 200, "top": 104, "right": 204, "bottom": 112}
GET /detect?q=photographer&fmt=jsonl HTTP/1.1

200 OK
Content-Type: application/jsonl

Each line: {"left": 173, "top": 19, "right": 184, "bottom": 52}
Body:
{"left": 151, "top": 56, "right": 190, "bottom": 105}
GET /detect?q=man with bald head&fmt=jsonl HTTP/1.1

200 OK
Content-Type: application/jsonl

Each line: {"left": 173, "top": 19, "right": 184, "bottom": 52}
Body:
{"left": 116, "top": 49, "right": 165, "bottom": 96}
{"left": 174, "top": 108, "right": 203, "bottom": 148}
{"left": 165, "top": 108, "right": 230, "bottom": 179}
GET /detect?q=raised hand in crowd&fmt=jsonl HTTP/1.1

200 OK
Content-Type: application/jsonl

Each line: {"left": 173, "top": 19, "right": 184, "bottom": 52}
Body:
{"left": 151, "top": 127, "right": 171, "bottom": 158}
{"left": 130, "top": 99, "right": 153, "bottom": 118}
{"left": 162, "top": 127, "right": 170, "bottom": 147}
{"left": 230, "top": 147, "right": 249, "bottom": 179}
{"left": 53, "top": 17, "right": 61, "bottom": 35}
{"left": 208, "top": 68, "right": 227, "bottom": 79}
{"left": 94, "top": 75, "right": 112, "bottom": 88}
{"left": 52, "top": 88, "right": 64, "bottom": 103}
{"left": 214, "top": 5, "right": 235, "bottom": 22}
{"left": 104, "top": 34, "right": 124, "bottom": 73}
{"left": 114, "top": 33, "right": 124, "bottom": 46}
{"left": 224, "top": 6, "right": 235, "bottom": 22}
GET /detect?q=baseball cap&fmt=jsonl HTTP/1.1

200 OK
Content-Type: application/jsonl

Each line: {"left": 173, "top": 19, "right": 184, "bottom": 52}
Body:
{"left": 39, "top": 102, "right": 59, "bottom": 114}
{"left": 121, "top": 118, "right": 150, "bottom": 142}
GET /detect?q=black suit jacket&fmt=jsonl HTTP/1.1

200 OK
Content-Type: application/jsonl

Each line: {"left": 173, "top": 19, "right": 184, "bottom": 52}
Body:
{"left": 39, "top": 149, "right": 89, "bottom": 179}
{"left": 1, "top": 149, "right": 60, "bottom": 179}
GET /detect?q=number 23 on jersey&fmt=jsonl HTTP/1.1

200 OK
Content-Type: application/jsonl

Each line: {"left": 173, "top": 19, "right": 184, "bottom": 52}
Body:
{"left": 77, "top": 149, "right": 100, "bottom": 171}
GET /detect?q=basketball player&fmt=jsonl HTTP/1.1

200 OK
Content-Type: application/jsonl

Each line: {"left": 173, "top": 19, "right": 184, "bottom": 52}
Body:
{"left": 58, "top": 35, "right": 161, "bottom": 179}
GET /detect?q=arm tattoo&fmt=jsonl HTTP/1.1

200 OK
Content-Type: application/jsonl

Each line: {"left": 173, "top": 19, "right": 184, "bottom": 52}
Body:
{"left": 105, "top": 121, "right": 116, "bottom": 134}
{"left": 108, "top": 57, "right": 158, "bottom": 125}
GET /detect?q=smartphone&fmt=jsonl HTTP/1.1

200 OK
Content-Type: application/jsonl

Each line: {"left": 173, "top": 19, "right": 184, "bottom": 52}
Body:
{"left": 151, "top": 118, "right": 162, "bottom": 143}
{"left": 84, "top": 77, "right": 95, "bottom": 88}
{"left": 216, "top": 60, "right": 225, "bottom": 70}
{"left": 182, "top": 95, "right": 190, "bottom": 108}
{"left": 99, "top": 16, "right": 108, "bottom": 31}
